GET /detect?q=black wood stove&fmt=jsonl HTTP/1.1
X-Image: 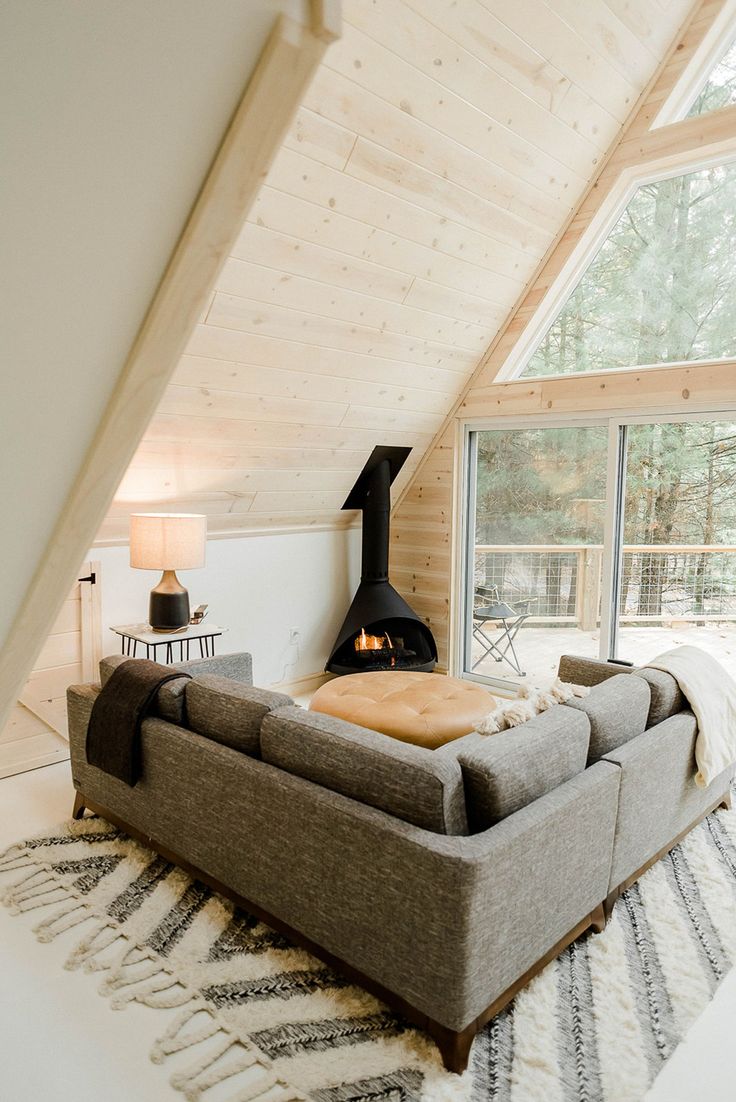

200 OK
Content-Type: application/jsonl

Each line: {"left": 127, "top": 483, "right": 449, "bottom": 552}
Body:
{"left": 326, "top": 446, "right": 437, "bottom": 675}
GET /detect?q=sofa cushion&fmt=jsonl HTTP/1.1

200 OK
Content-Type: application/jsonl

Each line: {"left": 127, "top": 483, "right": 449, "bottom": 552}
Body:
{"left": 260, "top": 705, "right": 468, "bottom": 835}
{"left": 564, "top": 673, "right": 650, "bottom": 763}
{"left": 185, "top": 675, "right": 293, "bottom": 756}
{"left": 632, "top": 667, "right": 685, "bottom": 727}
{"left": 455, "top": 706, "right": 590, "bottom": 832}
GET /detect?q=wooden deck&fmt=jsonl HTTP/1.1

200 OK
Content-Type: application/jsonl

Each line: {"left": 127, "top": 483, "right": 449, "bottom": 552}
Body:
{"left": 470, "top": 623, "right": 736, "bottom": 686}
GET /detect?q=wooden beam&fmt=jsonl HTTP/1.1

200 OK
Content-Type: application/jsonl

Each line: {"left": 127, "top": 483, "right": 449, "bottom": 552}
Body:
{"left": 0, "top": 9, "right": 339, "bottom": 730}
{"left": 311, "top": 0, "right": 342, "bottom": 42}
{"left": 605, "top": 101, "right": 736, "bottom": 176}
{"left": 461, "top": 360, "right": 736, "bottom": 417}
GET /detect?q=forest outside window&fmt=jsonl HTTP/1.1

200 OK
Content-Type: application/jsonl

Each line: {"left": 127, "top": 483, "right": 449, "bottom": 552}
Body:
{"left": 520, "top": 161, "right": 736, "bottom": 378}
{"left": 462, "top": 416, "right": 736, "bottom": 690}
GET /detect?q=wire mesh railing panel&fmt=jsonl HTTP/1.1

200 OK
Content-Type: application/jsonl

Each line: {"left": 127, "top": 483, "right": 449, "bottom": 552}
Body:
{"left": 620, "top": 550, "right": 736, "bottom": 620}
{"left": 474, "top": 550, "right": 579, "bottom": 619}
{"left": 474, "top": 546, "right": 736, "bottom": 625}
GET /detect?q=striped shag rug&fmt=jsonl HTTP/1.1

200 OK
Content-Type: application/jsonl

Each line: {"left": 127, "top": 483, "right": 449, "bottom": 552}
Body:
{"left": 1, "top": 796, "right": 736, "bottom": 1102}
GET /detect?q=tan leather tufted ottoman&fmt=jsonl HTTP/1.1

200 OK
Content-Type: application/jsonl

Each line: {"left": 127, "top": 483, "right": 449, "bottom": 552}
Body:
{"left": 309, "top": 671, "right": 495, "bottom": 749}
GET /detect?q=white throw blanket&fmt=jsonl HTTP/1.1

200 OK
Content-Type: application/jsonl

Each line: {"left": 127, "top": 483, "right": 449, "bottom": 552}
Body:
{"left": 476, "top": 678, "right": 589, "bottom": 734}
{"left": 646, "top": 645, "right": 736, "bottom": 787}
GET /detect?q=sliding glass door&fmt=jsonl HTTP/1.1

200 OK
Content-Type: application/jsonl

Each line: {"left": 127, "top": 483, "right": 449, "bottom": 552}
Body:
{"left": 464, "top": 423, "right": 608, "bottom": 686}
{"left": 462, "top": 413, "right": 736, "bottom": 689}
{"left": 616, "top": 419, "right": 736, "bottom": 676}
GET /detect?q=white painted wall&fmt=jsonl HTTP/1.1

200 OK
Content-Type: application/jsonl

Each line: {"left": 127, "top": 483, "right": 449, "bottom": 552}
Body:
{"left": 0, "top": 0, "right": 305, "bottom": 654}
{"left": 92, "top": 529, "right": 361, "bottom": 688}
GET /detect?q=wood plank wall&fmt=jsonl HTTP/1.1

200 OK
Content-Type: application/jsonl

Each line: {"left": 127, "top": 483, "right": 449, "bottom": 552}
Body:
{"left": 101, "top": 0, "right": 693, "bottom": 542}
{"left": 390, "top": 0, "right": 730, "bottom": 673}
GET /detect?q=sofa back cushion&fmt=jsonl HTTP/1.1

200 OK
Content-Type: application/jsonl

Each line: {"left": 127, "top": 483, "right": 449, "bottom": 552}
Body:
{"left": 557, "top": 654, "right": 685, "bottom": 729}
{"left": 185, "top": 675, "right": 293, "bottom": 756}
{"left": 632, "top": 668, "right": 685, "bottom": 727}
{"left": 564, "top": 673, "right": 650, "bottom": 763}
{"left": 260, "top": 705, "right": 468, "bottom": 835}
{"left": 455, "top": 706, "right": 590, "bottom": 832}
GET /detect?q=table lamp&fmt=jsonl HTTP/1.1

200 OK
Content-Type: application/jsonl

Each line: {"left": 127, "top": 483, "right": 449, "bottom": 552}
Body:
{"left": 130, "top": 513, "right": 206, "bottom": 632}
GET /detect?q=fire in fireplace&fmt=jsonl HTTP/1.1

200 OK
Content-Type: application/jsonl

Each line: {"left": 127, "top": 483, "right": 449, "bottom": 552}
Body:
{"left": 326, "top": 446, "right": 437, "bottom": 675}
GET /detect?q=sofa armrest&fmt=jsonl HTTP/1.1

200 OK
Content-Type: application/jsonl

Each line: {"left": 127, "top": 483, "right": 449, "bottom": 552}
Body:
{"left": 558, "top": 654, "right": 633, "bottom": 687}
{"left": 602, "top": 711, "right": 733, "bottom": 890}
{"left": 67, "top": 683, "right": 100, "bottom": 790}
{"left": 174, "top": 651, "right": 253, "bottom": 685}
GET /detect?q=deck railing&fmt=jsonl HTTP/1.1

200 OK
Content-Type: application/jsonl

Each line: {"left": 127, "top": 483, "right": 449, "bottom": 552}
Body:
{"left": 474, "top": 544, "right": 736, "bottom": 630}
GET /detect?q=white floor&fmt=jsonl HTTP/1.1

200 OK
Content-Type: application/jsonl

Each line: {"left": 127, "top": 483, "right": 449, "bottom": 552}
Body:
{"left": 1, "top": 762, "right": 735, "bottom": 1101}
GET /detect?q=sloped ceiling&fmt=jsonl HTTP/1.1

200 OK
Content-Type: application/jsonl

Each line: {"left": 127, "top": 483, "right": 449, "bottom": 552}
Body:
{"left": 0, "top": 0, "right": 308, "bottom": 651}
{"left": 102, "top": 0, "right": 695, "bottom": 542}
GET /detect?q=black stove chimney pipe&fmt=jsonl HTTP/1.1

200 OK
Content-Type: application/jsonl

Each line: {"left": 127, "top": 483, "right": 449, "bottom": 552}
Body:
{"left": 361, "top": 459, "right": 391, "bottom": 582}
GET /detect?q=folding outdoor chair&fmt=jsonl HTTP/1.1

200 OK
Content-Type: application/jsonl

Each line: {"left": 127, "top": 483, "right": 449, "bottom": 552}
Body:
{"left": 471, "top": 585, "right": 534, "bottom": 677}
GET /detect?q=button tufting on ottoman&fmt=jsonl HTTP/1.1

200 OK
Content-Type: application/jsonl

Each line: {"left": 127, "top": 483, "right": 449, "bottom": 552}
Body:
{"left": 309, "top": 671, "right": 495, "bottom": 749}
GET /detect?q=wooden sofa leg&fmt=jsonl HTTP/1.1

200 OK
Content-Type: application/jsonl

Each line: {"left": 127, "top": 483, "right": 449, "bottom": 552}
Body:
{"left": 603, "top": 891, "right": 619, "bottom": 923}
{"left": 589, "top": 902, "right": 607, "bottom": 933}
{"left": 427, "top": 1021, "right": 477, "bottom": 1074}
{"left": 72, "top": 792, "right": 86, "bottom": 820}
{"left": 720, "top": 792, "right": 732, "bottom": 811}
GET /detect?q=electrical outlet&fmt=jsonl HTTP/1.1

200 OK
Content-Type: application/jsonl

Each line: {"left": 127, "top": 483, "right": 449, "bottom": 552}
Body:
{"left": 289, "top": 627, "right": 301, "bottom": 645}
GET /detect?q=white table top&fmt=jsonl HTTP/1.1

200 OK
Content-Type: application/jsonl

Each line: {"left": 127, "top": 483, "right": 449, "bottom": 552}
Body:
{"left": 110, "top": 622, "right": 226, "bottom": 645}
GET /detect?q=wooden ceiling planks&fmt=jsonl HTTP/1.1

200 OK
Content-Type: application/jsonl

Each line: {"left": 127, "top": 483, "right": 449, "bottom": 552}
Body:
{"left": 101, "top": 0, "right": 696, "bottom": 544}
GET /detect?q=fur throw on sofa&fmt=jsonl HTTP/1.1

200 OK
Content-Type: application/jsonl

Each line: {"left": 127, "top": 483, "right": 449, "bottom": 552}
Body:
{"left": 476, "top": 678, "right": 590, "bottom": 735}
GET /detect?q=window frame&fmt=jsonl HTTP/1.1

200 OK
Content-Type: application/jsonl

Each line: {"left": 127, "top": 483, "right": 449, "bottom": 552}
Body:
{"left": 495, "top": 147, "right": 736, "bottom": 385}
{"left": 652, "top": 6, "right": 736, "bottom": 129}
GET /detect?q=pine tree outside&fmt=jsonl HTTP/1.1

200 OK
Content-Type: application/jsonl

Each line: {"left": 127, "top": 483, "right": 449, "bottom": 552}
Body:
{"left": 521, "top": 162, "right": 736, "bottom": 378}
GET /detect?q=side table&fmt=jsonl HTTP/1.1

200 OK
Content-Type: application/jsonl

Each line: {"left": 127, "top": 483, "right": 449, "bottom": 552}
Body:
{"left": 110, "top": 623, "right": 226, "bottom": 664}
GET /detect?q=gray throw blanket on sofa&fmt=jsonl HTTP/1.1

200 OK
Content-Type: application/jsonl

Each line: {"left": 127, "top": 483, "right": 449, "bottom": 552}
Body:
{"left": 86, "top": 659, "right": 189, "bottom": 786}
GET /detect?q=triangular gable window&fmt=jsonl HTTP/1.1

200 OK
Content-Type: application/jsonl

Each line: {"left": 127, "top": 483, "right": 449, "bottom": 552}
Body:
{"left": 521, "top": 162, "right": 736, "bottom": 378}
{"left": 687, "top": 36, "right": 736, "bottom": 117}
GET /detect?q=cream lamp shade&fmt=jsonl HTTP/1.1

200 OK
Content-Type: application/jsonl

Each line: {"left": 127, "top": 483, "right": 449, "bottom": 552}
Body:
{"left": 130, "top": 513, "right": 207, "bottom": 571}
{"left": 130, "top": 513, "right": 207, "bottom": 632}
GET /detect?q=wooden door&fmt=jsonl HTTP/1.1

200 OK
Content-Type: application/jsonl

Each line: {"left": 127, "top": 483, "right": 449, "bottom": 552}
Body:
{"left": 0, "top": 562, "right": 101, "bottom": 779}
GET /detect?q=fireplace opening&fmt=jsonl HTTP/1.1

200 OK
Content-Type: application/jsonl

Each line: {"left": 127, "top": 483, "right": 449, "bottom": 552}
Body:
{"left": 329, "top": 615, "right": 436, "bottom": 675}
{"left": 326, "top": 446, "right": 437, "bottom": 676}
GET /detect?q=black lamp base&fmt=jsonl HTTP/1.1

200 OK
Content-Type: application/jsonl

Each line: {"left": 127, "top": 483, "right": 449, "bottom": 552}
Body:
{"left": 149, "top": 571, "right": 190, "bottom": 633}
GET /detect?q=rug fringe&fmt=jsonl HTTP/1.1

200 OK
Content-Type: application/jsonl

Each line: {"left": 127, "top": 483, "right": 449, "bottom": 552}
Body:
{"left": 0, "top": 850, "right": 36, "bottom": 873}
{"left": 0, "top": 841, "right": 30, "bottom": 867}
{"left": 36, "top": 900, "right": 93, "bottom": 942}
{"left": 137, "top": 980, "right": 192, "bottom": 1010}
{"left": 101, "top": 944, "right": 161, "bottom": 992}
{"left": 2, "top": 867, "right": 70, "bottom": 914}
{"left": 151, "top": 1004, "right": 222, "bottom": 1062}
{"left": 65, "top": 921, "right": 122, "bottom": 970}
{"left": 110, "top": 972, "right": 190, "bottom": 1011}
{"left": 169, "top": 1033, "right": 269, "bottom": 1102}
{"left": 0, "top": 863, "right": 47, "bottom": 898}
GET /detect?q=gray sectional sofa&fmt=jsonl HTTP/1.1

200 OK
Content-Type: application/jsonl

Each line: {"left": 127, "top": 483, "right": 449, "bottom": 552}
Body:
{"left": 66, "top": 651, "right": 733, "bottom": 1073}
